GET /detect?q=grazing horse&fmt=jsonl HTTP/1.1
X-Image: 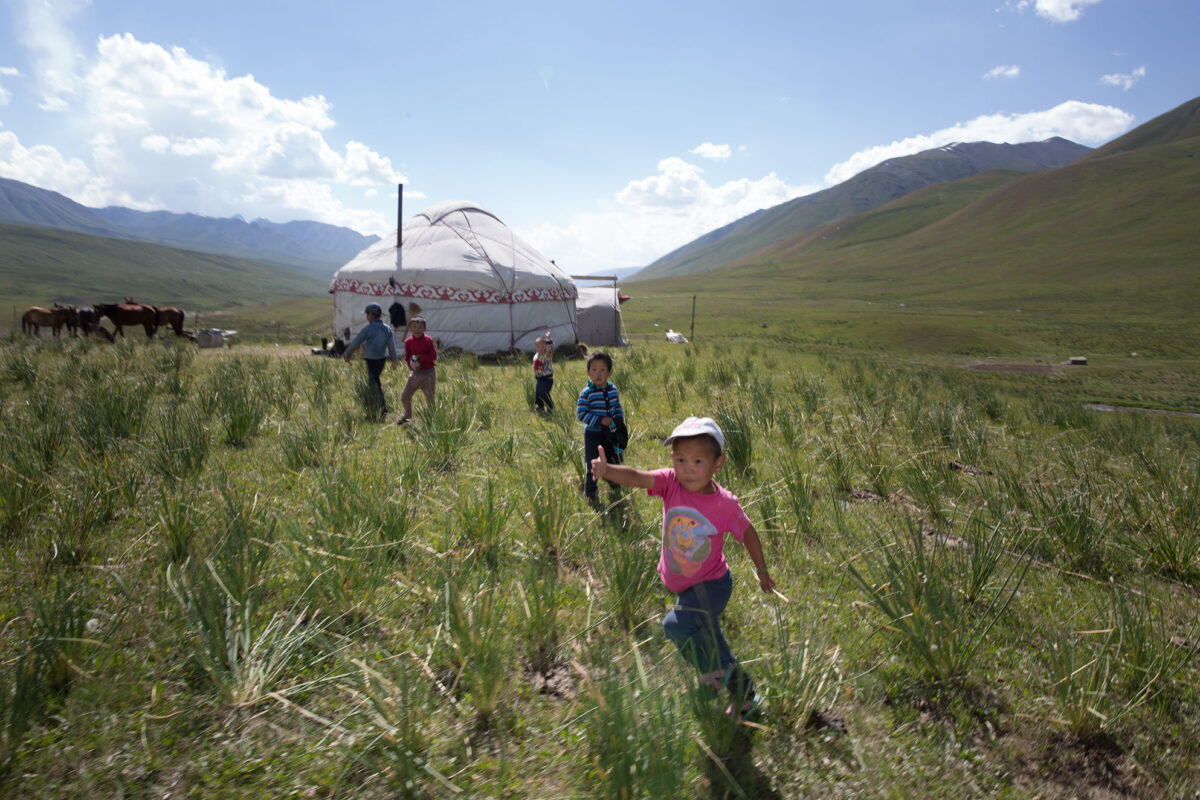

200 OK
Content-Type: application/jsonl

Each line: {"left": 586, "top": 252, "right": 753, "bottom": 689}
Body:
{"left": 53, "top": 303, "right": 81, "bottom": 337}
{"left": 94, "top": 302, "right": 158, "bottom": 338}
{"left": 76, "top": 306, "right": 100, "bottom": 335}
{"left": 155, "top": 306, "right": 187, "bottom": 336}
{"left": 21, "top": 306, "right": 67, "bottom": 336}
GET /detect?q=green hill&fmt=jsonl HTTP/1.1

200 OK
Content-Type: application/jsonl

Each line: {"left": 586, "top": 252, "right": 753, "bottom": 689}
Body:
{"left": 0, "top": 222, "right": 328, "bottom": 328}
{"left": 628, "top": 138, "right": 1090, "bottom": 282}
{"left": 624, "top": 97, "right": 1200, "bottom": 359}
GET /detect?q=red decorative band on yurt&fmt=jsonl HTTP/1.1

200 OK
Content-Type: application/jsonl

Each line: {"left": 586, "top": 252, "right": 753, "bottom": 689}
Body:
{"left": 329, "top": 277, "right": 576, "bottom": 303}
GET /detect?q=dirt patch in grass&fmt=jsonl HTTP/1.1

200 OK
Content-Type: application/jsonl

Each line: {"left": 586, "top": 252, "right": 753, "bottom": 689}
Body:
{"left": 525, "top": 662, "right": 576, "bottom": 700}
{"left": 998, "top": 730, "right": 1165, "bottom": 799}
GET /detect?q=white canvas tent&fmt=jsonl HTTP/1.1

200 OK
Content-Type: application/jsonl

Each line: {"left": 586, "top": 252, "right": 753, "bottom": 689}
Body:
{"left": 573, "top": 278, "right": 627, "bottom": 347}
{"left": 331, "top": 201, "right": 578, "bottom": 354}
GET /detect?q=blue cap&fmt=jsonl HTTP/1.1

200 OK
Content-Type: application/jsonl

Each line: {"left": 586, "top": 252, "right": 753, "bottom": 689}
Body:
{"left": 364, "top": 302, "right": 382, "bottom": 316}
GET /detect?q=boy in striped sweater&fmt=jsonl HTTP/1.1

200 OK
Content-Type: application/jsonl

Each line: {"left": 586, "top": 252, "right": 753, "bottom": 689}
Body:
{"left": 576, "top": 351, "right": 624, "bottom": 501}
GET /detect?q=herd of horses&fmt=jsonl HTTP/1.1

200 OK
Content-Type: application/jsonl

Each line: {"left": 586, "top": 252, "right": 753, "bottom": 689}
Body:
{"left": 21, "top": 298, "right": 189, "bottom": 340}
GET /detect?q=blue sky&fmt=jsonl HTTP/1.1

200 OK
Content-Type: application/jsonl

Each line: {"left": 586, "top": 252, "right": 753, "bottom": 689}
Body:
{"left": 1, "top": 0, "right": 1196, "bottom": 273}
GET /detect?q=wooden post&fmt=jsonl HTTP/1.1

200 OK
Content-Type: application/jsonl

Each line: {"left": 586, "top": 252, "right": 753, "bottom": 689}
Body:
{"left": 690, "top": 295, "right": 696, "bottom": 341}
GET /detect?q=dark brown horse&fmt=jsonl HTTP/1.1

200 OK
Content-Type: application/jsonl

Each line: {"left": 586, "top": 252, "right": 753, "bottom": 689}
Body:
{"left": 95, "top": 302, "right": 158, "bottom": 338}
{"left": 76, "top": 306, "right": 100, "bottom": 335}
{"left": 155, "top": 306, "right": 187, "bottom": 336}
{"left": 53, "top": 303, "right": 80, "bottom": 337}
{"left": 21, "top": 306, "right": 67, "bottom": 336}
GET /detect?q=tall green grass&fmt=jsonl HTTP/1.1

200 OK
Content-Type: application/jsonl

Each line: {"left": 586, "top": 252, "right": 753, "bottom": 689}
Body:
{"left": 1, "top": 337, "right": 1198, "bottom": 797}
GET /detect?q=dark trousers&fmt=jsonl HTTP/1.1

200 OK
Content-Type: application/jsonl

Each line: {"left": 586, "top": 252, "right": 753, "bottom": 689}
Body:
{"left": 535, "top": 376, "right": 554, "bottom": 410}
{"left": 584, "top": 429, "right": 622, "bottom": 498}
{"left": 364, "top": 358, "right": 387, "bottom": 413}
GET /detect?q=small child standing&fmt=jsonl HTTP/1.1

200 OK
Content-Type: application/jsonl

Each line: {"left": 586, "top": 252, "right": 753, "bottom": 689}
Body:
{"left": 590, "top": 416, "right": 774, "bottom": 718}
{"left": 397, "top": 315, "right": 437, "bottom": 425}
{"left": 576, "top": 351, "right": 624, "bottom": 501}
{"left": 532, "top": 329, "right": 555, "bottom": 412}
{"left": 343, "top": 302, "right": 398, "bottom": 417}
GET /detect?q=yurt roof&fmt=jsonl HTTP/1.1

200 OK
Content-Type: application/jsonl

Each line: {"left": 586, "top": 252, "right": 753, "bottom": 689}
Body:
{"left": 332, "top": 201, "right": 575, "bottom": 298}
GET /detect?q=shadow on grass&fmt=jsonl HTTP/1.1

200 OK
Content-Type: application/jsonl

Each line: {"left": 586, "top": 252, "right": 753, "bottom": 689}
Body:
{"left": 702, "top": 722, "right": 781, "bottom": 800}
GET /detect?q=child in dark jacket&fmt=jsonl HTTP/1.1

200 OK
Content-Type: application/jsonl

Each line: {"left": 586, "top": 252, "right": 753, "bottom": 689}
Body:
{"left": 576, "top": 351, "right": 623, "bottom": 501}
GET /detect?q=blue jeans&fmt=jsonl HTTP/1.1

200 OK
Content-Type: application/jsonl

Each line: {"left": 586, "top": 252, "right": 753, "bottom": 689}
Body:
{"left": 535, "top": 376, "right": 554, "bottom": 410}
{"left": 663, "top": 570, "right": 735, "bottom": 675}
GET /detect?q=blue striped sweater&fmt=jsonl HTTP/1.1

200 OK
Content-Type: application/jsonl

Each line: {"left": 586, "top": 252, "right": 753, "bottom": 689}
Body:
{"left": 576, "top": 381, "right": 624, "bottom": 432}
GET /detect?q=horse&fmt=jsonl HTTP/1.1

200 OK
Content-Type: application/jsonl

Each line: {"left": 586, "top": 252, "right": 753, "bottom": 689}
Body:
{"left": 155, "top": 306, "right": 187, "bottom": 336}
{"left": 75, "top": 306, "right": 100, "bottom": 336}
{"left": 94, "top": 302, "right": 158, "bottom": 338}
{"left": 53, "top": 303, "right": 81, "bottom": 337}
{"left": 21, "top": 306, "right": 67, "bottom": 336}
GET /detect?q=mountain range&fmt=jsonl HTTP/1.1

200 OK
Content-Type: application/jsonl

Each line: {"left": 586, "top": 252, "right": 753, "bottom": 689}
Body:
{"left": 0, "top": 177, "right": 378, "bottom": 280}
{"left": 628, "top": 137, "right": 1092, "bottom": 282}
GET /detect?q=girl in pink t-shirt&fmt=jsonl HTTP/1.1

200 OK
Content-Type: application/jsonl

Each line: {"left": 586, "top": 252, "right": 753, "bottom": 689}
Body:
{"left": 590, "top": 417, "right": 774, "bottom": 718}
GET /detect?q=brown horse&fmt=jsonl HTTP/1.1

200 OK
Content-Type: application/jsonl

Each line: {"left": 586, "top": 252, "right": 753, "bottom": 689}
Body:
{"left": 155, "top": 306, "right": 187, "bottom": 336}
{"left": 53, "top": 303, "right": 81, "bottom": 337}
{"left": 21, "top": 306, "right": 67, "bottom": 336}
{"left": 95, "top": 302, "right": 158, "bottom": 338}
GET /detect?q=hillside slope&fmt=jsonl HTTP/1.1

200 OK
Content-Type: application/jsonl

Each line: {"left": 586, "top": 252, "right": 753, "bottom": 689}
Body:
{"left": 628, "top": 138, "right": 1090, "bottom": 282}
{"left": 623, "top": 97, "right": 1200, "bottom": 358}
{"left": 0, "top": 222, "right": 327, "bottom": 311}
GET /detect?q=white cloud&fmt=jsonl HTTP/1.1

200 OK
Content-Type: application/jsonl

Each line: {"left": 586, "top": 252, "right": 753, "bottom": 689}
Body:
{"left": 13, "top": 0, "right": 89, "bottom": 109}
{"left": 0, "top": 128, "right": 109, "bottom": 204}
{"left": 1100, "top": 66, "right": 1146, "bottom": 91}
{"left": 520, "top": 158, "right": 815, "bottom": 272}
{"left": 1006, "top": 0, "right": 1103, "bottom": 22}
{"left": 689, "top": 142, "right": 732, "bottom": 160}
{"left": 984, "top": 65, "right": 1020, "bottom": 80}
{"left": 824, "top": 101, "right": 1133, "bottom": 184}
{"left": 2, "top": 27, "right": 407, "bottom": 233}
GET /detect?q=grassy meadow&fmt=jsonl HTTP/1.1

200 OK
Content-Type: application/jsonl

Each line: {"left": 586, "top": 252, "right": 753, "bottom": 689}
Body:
{"left": 2, "top": 334, "right": 1199, "bottom": 798}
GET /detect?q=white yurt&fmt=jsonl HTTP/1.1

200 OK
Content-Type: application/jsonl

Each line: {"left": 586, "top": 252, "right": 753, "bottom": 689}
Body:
{"left": 330, "top": 201, "right": 578, "bottom": 354}
{"left": 574, "top": 284, "right": 628, "bottom": 347}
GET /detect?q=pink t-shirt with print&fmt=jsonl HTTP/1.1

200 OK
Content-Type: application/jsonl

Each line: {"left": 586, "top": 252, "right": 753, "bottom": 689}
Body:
{"left": 648, "top": 468, "right": 752, "bottom": 594}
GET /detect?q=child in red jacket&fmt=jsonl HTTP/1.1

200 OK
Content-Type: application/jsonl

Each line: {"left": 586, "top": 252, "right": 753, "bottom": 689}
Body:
{"left": 396, "top": 316, "right": 436, "bottom": 425}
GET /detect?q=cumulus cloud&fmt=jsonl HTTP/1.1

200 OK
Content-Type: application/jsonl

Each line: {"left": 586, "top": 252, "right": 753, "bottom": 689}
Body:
{"left": 1, "top": 19, "right": 406, "bottom": 233}
{"left": 984, "top": 65, "right": 1020, "bottom": 80}
{"left": 0, "top": 128, "right": 111, "bottom": 205}
{"left": 1006, "top": 0, "right": 1103, "bottom": 22}
{"left": 824, "top": 101, "right": 1133, "bottom": 184}
{"left": 1100, "top": 66, "right": 1146, "bottom": 91}
{"left": 519, "top": 157, "right": 814, "bottom": 272}
{"left": 13, "top": 0, "right": 89, "bottom": 109}
{"left": 689, "top": 142, "right": 732, "bottom": 160}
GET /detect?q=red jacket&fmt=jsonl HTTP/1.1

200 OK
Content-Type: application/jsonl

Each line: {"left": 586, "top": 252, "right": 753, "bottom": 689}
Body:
{"left": 404, "top": 334, "right": 437, "bottom": 371}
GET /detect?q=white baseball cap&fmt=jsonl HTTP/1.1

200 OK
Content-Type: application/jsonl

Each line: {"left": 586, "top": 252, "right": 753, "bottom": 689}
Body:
{"left": 664, "top": 416, "right": 724, "bottom": 454}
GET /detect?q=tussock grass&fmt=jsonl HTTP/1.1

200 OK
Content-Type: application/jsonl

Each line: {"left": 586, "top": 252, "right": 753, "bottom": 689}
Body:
{"left": 1, "top": 336, "right": 1199, "bottom": 797}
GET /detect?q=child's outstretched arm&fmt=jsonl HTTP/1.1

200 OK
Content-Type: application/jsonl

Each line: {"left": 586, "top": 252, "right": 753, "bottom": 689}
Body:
{"left": 590, "top": 446, "right": 655, "bottom": 489}
{"left": 741, "top": 525, "right": 775, "bottom": 593}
